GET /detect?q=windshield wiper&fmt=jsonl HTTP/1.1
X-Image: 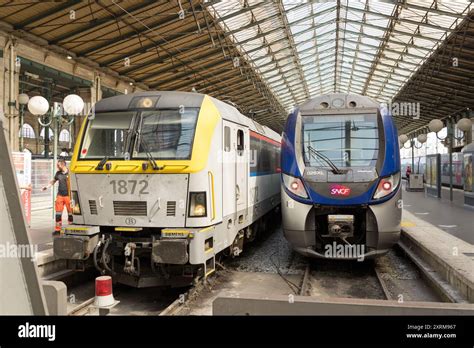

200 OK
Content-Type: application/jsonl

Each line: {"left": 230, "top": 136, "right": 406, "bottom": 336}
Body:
{"left": 306, "top": 145, "right": 344, "bottom": 175}
{"left": 95, "top": 156, "right": 109, "bottom": 170}
{"left": 135, "top": 131, "right": 163, "bottom": 170}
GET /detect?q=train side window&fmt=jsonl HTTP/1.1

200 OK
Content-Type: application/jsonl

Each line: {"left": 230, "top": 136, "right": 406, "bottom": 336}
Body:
{"left": 224, "top": 126, "right": 230, "bottom": 152}
{"left": 237, "top": 129, "right": 244, "bottom": 155}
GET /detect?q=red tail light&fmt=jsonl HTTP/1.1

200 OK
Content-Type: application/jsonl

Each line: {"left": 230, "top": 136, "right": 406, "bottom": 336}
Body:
{"left": 373, "top": 172, "right": 400, "bottom": 199}
{"left": 382, "top": 181, "right": 392, "bottom": 191}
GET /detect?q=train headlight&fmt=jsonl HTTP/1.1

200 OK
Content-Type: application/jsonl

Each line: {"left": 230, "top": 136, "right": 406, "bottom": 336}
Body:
{"left": 71, "top": 191, "right": 81, "bottom": 215}
{"left": 282, "top": 173, "right": 308, "bottom": 199}
{"left": 373, "top": 172, "right": 400, "bottom": 200}
{"left": 194, "top": 204, "right": 206, "bottom": 216}
{"left": 128, "top": 96, "right": 159, "bottom": 109}
{"left": 189, "top": 192, "right": 207, "bottom": 217}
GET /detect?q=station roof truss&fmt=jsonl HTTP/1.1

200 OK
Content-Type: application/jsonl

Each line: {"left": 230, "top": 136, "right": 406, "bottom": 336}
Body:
{"left": 0, "top": 0, "right": 472, "bottom": 133}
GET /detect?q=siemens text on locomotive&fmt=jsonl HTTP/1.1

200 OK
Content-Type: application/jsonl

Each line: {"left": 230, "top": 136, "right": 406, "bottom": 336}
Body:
{"left": 54, "top": 91, "right": 281, "bottom": 287}
{"left": 281, "top": 93, "right": 401, "bottom": 259}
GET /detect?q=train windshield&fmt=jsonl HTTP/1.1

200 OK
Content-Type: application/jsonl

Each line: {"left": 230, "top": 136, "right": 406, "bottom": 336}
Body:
{"left": 133, "top": 108, "right": 199, "bottom": 160}
{"left": 302, "top": 113, "right": 379, "bottom": 168}
{"left": 79, "top": 111, "right": 135, "bottom": 159}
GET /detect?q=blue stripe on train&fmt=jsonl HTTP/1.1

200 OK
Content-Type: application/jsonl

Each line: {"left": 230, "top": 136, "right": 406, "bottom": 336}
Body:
{"left": 250, "top": 171, "right": 275, "bottom": 177}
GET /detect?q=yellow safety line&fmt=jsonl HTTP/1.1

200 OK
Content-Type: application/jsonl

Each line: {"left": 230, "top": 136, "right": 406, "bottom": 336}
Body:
{"left": 401, "top": 221, "right": 416, "bottom": 228}
{"left": 199, "top": 226, "right": 214, "bottom": 233}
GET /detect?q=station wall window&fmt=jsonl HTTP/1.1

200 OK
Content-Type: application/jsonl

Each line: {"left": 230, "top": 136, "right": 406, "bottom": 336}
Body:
{"left": 40, "top": 127, "right": 54, "bottom": 140}
{"left": 59, "top": 129, "right": 70, "bottom": 142}
{"left": 20, "top": 124, "right": 35, "bottom": 139}
{"left": 224, "top": 126, "right": 230, "bottom": 152}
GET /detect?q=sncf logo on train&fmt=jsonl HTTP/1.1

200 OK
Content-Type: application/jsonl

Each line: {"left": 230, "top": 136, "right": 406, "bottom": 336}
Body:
{"left": 329, "top": 184, "right": 351, "bottom": 196}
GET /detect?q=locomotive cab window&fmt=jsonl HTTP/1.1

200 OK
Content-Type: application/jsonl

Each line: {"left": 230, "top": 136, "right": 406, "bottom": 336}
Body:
{"left": 237, "top": 129, "right": 244, "bottom": 155}
{"left": 79, "top": 111, "right": 135, "bottom": 159}
{"left": 133, "top": 108, "right": 199, "bottom": 160}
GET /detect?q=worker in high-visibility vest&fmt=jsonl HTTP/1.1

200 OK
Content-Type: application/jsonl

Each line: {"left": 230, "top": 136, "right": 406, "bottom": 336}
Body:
{"left": 42, "top": 159, "right": 72, "bottom": 234}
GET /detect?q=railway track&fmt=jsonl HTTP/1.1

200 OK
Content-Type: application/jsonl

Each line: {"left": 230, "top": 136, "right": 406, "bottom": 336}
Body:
{"left": 299, "top": 264, "right": 311, "bottom": 296}
{"left": 293, "top": 246, "right": 449, "bottom": 304}
{"left": 373, "top": 262, "right": 393, "bottom": 300}
{"left": 297, "top": 261, "right": 393, "bottom": 300}
{"left": 59, "top": 225, "right": 466, "bottom": 316}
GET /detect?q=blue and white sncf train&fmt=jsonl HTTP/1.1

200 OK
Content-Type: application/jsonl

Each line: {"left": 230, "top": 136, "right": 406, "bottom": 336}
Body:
{"left": 281, "top": 93, "right": 401, "bottom": 259}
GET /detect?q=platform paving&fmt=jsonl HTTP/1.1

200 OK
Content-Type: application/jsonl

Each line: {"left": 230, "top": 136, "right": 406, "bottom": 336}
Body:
{"left": 401, "top": 210, "right": 474, "bottom": 302}
{"left": 402, "top": 184, "right": 473, "bottom": 245}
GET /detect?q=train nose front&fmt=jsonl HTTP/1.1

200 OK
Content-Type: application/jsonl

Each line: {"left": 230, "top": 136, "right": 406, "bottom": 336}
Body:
{"left": 282, "top": 168, "right": 401, "bottom": 259}
{"left": 72, "top": 173, "right": 189, "bottom": 228}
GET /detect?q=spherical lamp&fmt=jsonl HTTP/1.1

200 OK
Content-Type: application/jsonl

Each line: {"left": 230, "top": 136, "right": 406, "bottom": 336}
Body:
{"left": 398, "top": 134, "right": 409, "bottom": 144}
{"left": 428, "top": 119, "right": 444, "bottom": 133}
{"left": 417, "top": 134, "right": 427, "bottom": 144}
{"left": 18, "top": 93, "right": 29, "bottom": 106}
{"left": 63, "top": 94, "right": 84, "bottom": 115}
{"left": 27, "top": 96, "right": 49, "bottom": 116}
{"left": 456, "top": 118, "right": 472, "bottom": 132}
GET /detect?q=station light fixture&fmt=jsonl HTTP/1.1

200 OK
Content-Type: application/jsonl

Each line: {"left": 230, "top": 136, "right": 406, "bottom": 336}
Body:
{"left": 428, "top": 119, "right": 444, "bottom": 134}
{"left": 27, "top": 96, "right": 50, "bottom": 115}
{"left": 18, "top": 93, "right": 30, "bottom": 151}
{"left": 18, "top": 93, "right": 30, "bottom": 106}
{"left": 398, "top": 134, "right": 409, "bottom": 148}
{"left": 416, "top": 133, "right": 427, "bottom": 144}
{"left": 428, "top": 116, "right": 472, "bottom": 141}
{"left": 456, "top": 118, "right": 473, "bottom": 132}
{"left": 400, "top": 133, "right": 424, "bottom": 150}
{"left": 63, "top": 94, "right": 85, "bottom": 115}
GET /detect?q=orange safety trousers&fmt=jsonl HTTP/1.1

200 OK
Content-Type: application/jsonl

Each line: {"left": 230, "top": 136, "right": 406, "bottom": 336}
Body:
{"left": 55, "top": 195, "right": 73, "bottom": 232}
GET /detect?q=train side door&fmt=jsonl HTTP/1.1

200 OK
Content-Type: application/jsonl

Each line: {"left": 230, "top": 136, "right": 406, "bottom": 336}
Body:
{"left": 222, "top": 123, "right": 235, "bottom": 219}
{"left": 235, "top": 126, "right": 248, "bottom": 215}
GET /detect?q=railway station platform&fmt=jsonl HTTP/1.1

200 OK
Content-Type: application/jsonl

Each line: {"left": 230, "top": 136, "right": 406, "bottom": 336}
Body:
{"left": 400, "top": 209, "right": 474, "bottom": 303}
{"left": 402, "top": 183, "right": 473, "bottom": 244}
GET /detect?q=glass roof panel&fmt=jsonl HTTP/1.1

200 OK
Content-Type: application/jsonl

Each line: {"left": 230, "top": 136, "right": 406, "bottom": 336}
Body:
{"left": 208, "top": 0, "right": 471, "bottom": 111}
